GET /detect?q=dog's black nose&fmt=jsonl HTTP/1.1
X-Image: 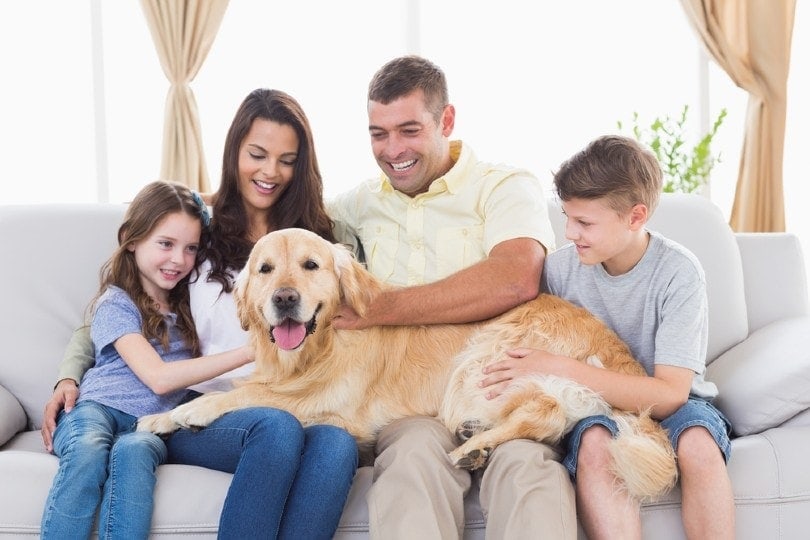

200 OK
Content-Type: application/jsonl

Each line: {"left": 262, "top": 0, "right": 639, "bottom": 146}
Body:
{"left": 272, "top": 287, "right": 300, "bottom": 311}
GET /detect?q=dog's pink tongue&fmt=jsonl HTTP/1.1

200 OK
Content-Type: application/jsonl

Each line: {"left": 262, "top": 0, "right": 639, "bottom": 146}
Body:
{"left": 272, "top": 320, "right": 307, "bottom": 350}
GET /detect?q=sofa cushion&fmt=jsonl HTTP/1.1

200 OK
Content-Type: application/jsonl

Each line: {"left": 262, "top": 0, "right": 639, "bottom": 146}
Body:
{"left": 646, "top": 194, "right": 749, "bottom": 363}
{"left": 0, "top": 204, "right": 123, "bottom": 430}
{"left": 735, "top": 232, "right": 810, "bottom": 332}
{"left": 706, "top": 316, "right": 810, "bottom": 435}
{"left": 0, "top": 385, "right": 26, "bottom": 446}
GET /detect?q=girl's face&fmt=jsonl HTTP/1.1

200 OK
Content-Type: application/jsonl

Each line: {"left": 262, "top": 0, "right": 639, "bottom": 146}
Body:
{"left": 561, "top": 197, "right": 648, "bottom": 276}
{"left": 238, "top": 118, "right": 299, "bottom": 219}
{"left": 128, "top": 211, "right": 201, "bottom": 305}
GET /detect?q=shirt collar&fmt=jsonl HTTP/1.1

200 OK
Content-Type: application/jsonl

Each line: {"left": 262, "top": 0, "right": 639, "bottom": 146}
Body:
{"left": 440, "top": 140, "right": 468, "bottom": 194}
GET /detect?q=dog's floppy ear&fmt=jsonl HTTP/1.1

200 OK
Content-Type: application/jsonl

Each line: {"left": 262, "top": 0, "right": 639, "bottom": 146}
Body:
{"left": 234, "top": 264, "right": 252, "bottom": 331}
{"left": 331, "top": 242, "right": 380, "bottom": 317}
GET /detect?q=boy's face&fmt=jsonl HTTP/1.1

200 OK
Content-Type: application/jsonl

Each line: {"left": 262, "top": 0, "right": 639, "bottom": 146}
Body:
{"left": 561, "top": 197, "right": 648, "bottom": 276}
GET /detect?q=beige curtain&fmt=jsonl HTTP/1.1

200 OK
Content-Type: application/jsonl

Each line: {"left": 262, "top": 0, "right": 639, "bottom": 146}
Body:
{"left": 140, "top": 0, "right": 229, "bottom": 192}
{"left": 680, "top": 0, "right": 796, "bottom": 232}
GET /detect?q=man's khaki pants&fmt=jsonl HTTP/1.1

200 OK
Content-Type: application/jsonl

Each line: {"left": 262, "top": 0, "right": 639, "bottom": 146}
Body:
{"left": 367, "top": 416, "right": 576, "bottom": 539}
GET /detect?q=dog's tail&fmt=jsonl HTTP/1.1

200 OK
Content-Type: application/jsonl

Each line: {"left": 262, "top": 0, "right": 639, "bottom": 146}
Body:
{"left": 609, "top": 411, "right": 678, "bottom": 502}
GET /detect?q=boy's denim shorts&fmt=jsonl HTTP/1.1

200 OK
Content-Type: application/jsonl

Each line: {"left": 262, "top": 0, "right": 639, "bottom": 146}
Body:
{"left": 561, "top": 397, "right": 732, "bottom": 479}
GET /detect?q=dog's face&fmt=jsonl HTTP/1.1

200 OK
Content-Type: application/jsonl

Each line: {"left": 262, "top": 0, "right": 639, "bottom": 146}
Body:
{"left": 234, "top": 228, "right": 366, "bottom": 351}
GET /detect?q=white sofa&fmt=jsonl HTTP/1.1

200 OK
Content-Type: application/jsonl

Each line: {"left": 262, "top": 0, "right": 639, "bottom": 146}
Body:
{"left": 1, "top": 193, "right": 809, "bottom": 539}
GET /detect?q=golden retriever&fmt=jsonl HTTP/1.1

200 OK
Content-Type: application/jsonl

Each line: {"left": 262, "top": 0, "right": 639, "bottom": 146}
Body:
{"left": 138, "top": 228, "right": 677, "bottom": 501}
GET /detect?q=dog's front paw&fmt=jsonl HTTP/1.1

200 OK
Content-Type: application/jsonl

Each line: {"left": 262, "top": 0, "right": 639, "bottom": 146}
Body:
{"left": 137, "top": 412, "right": 181, "bottom": 435}
{"left": 449, "top": 444, "right": 492, "bottom": 471}
{"left": 168, "top": 400, "right": 220, "bottom": 431}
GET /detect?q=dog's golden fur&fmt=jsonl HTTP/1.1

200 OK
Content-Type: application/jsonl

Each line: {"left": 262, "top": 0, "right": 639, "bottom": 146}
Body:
{"left": 138, "top": 228, "right": 677, "bottom": 501}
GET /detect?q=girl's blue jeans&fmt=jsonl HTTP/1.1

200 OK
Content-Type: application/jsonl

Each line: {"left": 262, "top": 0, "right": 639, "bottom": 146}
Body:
{"left": 41, "top": 400, "right": 167, "bottom": 539}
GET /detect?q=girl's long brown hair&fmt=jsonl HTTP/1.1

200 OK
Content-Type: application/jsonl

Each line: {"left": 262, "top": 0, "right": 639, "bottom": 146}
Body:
{"left": 91, "top": 181, "right": 210, "bottom": 354}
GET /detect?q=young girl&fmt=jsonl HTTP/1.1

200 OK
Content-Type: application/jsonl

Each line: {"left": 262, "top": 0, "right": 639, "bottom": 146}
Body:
{"left": 40, "top": 181, "right": 253, "bottom": 540}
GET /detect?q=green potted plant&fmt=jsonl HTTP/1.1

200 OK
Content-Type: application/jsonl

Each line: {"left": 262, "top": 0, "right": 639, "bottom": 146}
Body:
{"left": 618, "top": 105, "right": 727, "bottom": 193}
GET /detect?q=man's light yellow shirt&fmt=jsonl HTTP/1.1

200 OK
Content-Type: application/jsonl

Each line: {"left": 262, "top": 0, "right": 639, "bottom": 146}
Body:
{"left": 329, "top": 141, "right": 556, "bottom": 287}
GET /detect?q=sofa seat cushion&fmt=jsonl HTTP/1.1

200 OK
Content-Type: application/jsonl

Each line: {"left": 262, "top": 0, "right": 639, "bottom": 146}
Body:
{"left": 1, "top": 430, "right": 47, "bottom": 453}
{"left": 2, "top": 432, "right": 487, "bottom": 539}
{"left": 7, "top": 426, "right": 810, "bottom": 539}
{"left": 0, "top": 446, "right": 232, "bottom": 538}
{"left": 707, "top": 316, "right": 810, "bottom": 436}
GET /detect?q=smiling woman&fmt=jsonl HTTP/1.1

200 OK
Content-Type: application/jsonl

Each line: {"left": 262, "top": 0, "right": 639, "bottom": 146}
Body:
{"left": 0, "top": 1, "right": 807, "bottom": 272}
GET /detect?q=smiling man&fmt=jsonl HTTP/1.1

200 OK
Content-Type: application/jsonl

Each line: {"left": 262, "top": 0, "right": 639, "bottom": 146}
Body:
{"left": 328, "top": 55, "right": 575, "bottom": 540}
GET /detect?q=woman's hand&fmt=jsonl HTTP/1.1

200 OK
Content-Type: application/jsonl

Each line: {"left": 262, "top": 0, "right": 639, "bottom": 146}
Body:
{"left": 41, "top": 378, "right": 80, "bottom": 452}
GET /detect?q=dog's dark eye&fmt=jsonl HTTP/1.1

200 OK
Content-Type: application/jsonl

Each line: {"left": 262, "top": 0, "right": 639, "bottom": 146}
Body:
{"left": 303, "top": 259, "right": 319, "bottom": 270}
{"left": 259, "top": 263, "right": 273, "bottom": 274}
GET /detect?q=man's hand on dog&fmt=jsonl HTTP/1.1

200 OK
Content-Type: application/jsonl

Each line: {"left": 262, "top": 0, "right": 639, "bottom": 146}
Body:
{"left": 332, "top": 305, "right": 369, "bottom": 330}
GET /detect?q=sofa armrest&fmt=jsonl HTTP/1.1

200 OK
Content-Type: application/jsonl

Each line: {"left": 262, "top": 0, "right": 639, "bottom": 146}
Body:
{"left": 706, "top": 315, "right": 810, "bottom": 437}
{"left": 736, "top": 232, "right": 809, "bottom": 333}
{"left": 0, "top": 383, "right": 26, "bottom": 446}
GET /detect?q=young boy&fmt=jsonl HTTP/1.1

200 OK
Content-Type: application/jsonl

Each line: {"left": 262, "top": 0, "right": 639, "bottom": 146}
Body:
{"left": 480, "top": 134, "right": 735, "bottom": 539}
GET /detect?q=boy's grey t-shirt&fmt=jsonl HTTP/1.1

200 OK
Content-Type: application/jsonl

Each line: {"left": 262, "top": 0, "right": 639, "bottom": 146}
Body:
{"left": 79, "top": 285, "right": 193, "bottom": 417}
{"left": 542, "top": 230, "right": 718, "bottom": 399}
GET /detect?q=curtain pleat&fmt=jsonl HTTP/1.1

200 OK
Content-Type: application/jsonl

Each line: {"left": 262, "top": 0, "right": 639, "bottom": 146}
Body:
{"left": 140, "top": 0, "right": 229, "bottom": 192}
{"left": 680, "top": 0, "right": 796, "bottom": 232}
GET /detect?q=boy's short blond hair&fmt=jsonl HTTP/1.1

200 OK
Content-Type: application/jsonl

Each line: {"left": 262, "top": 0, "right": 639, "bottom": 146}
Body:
{"left": 553, "top": 135, "right": 663, "bottom": 215}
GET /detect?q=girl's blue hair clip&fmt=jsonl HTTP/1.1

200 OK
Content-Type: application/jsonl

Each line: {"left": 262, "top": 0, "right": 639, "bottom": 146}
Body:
{"left": 191, "top": 191, "right": 211, "bottom": 227}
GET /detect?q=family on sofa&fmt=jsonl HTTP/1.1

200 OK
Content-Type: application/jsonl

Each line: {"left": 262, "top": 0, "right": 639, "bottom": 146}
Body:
{"left": 2, "top": 54, "right": 807, "bottom": 539}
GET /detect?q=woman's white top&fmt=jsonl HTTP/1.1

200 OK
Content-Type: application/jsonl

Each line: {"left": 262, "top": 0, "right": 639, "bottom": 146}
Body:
{"left": 187, "top": 259, "right": 253, "bottom": 393}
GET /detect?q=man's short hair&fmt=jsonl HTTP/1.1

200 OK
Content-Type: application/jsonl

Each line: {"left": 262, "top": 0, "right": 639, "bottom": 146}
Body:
{"left": 368, "top": 55, "right": 449, "bottom": 121}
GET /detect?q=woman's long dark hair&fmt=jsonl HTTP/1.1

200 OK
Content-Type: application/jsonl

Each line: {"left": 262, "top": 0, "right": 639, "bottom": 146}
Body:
{"left": 206, "top": 89, "right": 335, "bottom": 292}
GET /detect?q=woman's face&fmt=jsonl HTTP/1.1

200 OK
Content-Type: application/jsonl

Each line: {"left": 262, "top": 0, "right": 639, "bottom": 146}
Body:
{"left": 238, "top": 118, "right": 299, "bottom": 218}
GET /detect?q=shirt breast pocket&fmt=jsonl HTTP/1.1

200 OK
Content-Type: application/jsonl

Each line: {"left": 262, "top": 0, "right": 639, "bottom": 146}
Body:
{"left": 362, "top": 223, "right": 399, "bottom": 281}
{"left": 436, "top": 225, "right": 485, "bottom": 278}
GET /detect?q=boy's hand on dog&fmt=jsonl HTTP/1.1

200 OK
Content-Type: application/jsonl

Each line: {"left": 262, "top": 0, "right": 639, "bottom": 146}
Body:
{"left": 479, "top": 348, "right": 563, "bottom": 399}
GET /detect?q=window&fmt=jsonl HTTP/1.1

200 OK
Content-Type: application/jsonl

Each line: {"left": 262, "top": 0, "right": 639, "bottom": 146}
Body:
{"left": 1, "top": 1, "right": 97, "bottom": 203}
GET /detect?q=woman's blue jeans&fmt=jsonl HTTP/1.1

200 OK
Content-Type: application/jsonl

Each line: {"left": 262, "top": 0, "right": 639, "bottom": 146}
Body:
{"left": 165, "top": 407, "right": 359, "bottom": 540}
{"left": 41, "top": 400, "right": 167, "bottom": 540}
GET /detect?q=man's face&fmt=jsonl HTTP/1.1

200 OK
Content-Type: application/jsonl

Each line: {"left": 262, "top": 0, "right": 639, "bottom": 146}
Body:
{"left": 368, "top": 89, "right": 454, "bottom": 196}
